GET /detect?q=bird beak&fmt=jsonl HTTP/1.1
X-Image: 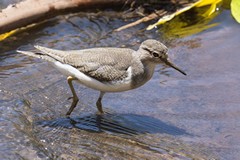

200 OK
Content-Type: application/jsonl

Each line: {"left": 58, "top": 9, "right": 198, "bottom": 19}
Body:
{"left": 163, "top": 58, "right": 187, "bottom": 75}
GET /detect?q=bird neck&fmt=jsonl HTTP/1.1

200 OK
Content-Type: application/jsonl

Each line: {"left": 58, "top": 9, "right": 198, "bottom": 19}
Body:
{"left": 142, "top": 60, "right": 156, "bottom": 79}
{"left": 130, "top": 53, "right": 157, "bottom": 89}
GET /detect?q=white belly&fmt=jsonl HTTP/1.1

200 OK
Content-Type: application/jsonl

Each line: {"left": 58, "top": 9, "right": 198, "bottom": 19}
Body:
{"left": 52, "top": 61, "right": 133, "bottom": 92}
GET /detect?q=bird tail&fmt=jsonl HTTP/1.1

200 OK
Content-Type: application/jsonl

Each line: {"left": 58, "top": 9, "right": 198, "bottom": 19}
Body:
{"left": 16, "top": 45, "right": 66, "bottom": 62}
{"left": 16, "top": 49, "right": 56, "bottom": 62}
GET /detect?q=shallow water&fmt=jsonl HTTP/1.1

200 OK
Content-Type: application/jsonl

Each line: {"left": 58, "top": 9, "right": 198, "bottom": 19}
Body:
{"left": 0, "top": 8, "right": 240, "bottom": 160}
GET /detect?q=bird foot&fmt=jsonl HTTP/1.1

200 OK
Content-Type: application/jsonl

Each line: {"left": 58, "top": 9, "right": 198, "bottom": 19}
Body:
{"left": 96, "top": 111, "right": 104, "bottom": 115}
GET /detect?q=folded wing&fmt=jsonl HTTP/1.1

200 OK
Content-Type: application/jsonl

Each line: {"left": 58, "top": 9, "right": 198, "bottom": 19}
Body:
{"left": 63, "top": 48, "right": 134, "bottom": 82}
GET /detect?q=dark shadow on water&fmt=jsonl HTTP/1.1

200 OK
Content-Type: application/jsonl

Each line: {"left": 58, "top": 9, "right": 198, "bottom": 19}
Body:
{"left": 36, "top": 113, "right": 190, "bottom": 136}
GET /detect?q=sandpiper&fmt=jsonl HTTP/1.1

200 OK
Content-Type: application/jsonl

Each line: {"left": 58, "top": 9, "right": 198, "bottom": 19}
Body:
{"left": 17, "top": 39, "right": 186, "bottom": 115}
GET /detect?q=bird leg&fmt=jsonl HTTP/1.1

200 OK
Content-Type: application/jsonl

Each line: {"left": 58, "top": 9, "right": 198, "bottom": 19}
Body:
{"left": 66, "top": 76, "right": 79, "bottom": 116}
{"left": 96, "top": 91, "right": 105, "bottom": 114}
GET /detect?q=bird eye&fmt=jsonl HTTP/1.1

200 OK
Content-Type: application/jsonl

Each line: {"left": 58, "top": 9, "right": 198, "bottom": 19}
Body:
{"left": 152, "top": 52, "right": 158, "bottom": 57}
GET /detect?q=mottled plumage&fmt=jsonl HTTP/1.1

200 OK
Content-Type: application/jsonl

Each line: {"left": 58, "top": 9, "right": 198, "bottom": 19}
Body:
{"left": 17, "top": 39, "right": 186, "bottom": 115}
{"left": 64, "top": 48, "right": 134, "bottom": 82}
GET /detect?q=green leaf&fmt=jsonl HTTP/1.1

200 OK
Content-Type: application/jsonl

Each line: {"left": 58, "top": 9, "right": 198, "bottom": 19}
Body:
{"left": 231, "top": 0, "right": 240, "bottom": 23}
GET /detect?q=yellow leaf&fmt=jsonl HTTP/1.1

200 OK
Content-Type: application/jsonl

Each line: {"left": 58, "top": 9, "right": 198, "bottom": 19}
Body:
{"left": 231, "top": 0, "right": 240, "bottom": 23}
{"left": 0, "top": 23, "right": 39, "bottom": 41}
{"left": 195, "top": 0, "right": 221, "bottom": 7}
{"left": 147, "top": 5, "right": 195, "bottom": 30}
{"left": 155, "top": 3, "right": 220, "bottom": 39}
{"left": 0, "top": 30, "right": 17, "bottom": 41}
{"left": 147, "top": 0, "right": 222, "bottom": 30}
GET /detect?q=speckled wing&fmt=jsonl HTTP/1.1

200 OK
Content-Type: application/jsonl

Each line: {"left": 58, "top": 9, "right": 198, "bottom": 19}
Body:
{"left": 63, "top": 48, "right": 134, "bottom": 82}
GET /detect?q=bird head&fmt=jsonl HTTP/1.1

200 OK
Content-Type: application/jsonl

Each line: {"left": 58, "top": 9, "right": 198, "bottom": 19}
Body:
{"left": 139, "top": 39, "right": 187, "bottom": 75}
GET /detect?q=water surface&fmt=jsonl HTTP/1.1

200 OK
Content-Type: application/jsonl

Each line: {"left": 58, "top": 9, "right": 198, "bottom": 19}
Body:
{"left": 0, "top": 9, "right": 239, "bottom": 159}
